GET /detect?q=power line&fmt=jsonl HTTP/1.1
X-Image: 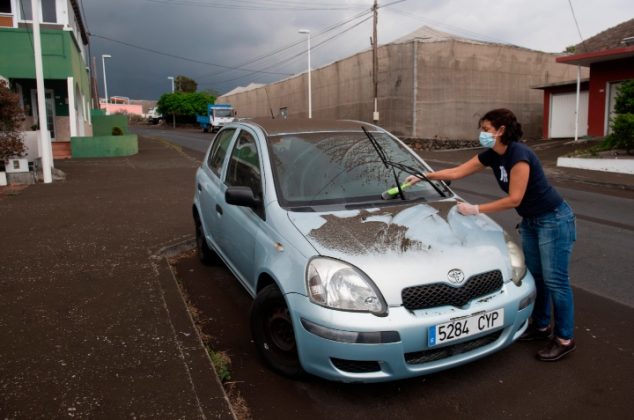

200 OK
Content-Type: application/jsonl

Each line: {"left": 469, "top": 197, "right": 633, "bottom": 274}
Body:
{"left": 92, "top": 6, "right": 373, "bottom": 95}
{"left": 139, "top": 0, "right": 366, "bottom": 11}
{"left": 388, "top": 7, "right": 517, "bottom": 47}
{"left": 86, "top": 0, "right": 404, "bottom": 96}
{"left": 194, "top": 7, "right": 374, "bottom": 84}
{"left": 567, "top": 0, "right": 585, "bottom": 46}
{"left": 204, "top": 14, "right": 373, "bottom": 89}
{"left": 90, "top": 34, "right": 293, "bottom": 76}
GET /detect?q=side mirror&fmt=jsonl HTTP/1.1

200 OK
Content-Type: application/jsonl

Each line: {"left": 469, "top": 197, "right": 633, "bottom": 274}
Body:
{"left": 225, "top": 186, "right": 261, "bottom": 209}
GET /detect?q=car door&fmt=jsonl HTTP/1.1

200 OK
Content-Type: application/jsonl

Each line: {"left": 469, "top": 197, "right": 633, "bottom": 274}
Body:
{"left": 216, "top": 127, "right": 266, "bottom": 292}
{"left": 197, "top": 128, "right": 237, "bottom": 250}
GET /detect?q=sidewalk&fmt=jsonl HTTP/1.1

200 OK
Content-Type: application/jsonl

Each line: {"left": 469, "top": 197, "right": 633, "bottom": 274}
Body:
{"left": 0, "top": 137, "right": 234, "bottom": 418}
{"left": 420, "top": 138, "right": 634, "bottom": 194}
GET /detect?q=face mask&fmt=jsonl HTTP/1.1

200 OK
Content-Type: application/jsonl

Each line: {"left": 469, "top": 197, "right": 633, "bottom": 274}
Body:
{"left": 479, "top": 131, "right": 496, "bottom": 148}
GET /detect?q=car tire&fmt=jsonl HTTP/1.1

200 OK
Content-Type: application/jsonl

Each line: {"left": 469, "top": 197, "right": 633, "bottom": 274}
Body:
{"left": 194, "top": 214, "right": 218, "bottom": 265}
{"left": 203, "top": 127, "right": 209, "bottom": 133}
{"left": 251, "top": 284, "right": 304, "bottom": 378}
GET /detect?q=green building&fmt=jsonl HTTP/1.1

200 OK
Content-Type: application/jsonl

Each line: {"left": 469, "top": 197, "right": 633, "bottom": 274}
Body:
{"left": 0, "top": 0, "right": 92, "bottom": 158}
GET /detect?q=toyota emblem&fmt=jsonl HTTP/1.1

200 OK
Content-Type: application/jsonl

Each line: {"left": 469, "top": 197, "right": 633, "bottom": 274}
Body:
{"left": 447, "top": 269, "right": 465, "bottom": 285}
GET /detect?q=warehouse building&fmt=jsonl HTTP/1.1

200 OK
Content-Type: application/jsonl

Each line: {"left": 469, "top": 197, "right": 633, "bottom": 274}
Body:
{"left": 218, "top": 26, "right": 585, "bottom": 141}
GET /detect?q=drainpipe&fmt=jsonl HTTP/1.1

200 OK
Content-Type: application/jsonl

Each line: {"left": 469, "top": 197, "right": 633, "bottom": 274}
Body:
{"left": 67, "top": 77, "right": 77, "bottom": 138}
{"left": 574, "top": 66, "right": 581, "bottom": 142}
{"left": 412, "top": 40, "right": 417, "bottom": 138}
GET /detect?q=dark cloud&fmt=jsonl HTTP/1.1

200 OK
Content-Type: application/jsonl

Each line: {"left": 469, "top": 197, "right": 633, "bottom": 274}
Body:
{"left": 82, "top": 0, "right": 631, "bottom": 100}
{"left": 84, "top": 0, "right": 375, "bottom": 99}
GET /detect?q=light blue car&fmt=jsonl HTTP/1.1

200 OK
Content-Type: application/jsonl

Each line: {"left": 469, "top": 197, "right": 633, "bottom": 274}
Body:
{"left": 192, "top": 118, "right": 536, "bottom": 383}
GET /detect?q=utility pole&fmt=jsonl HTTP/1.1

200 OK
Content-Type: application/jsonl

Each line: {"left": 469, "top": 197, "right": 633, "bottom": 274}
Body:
{"left": 91, "top": 56, "right": 100, "bottom": 109}
{"left": 372, "top": 0, "right": 379, "bottom": 123}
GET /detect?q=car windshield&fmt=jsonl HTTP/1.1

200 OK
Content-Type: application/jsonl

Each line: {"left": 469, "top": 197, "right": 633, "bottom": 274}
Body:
{"left": 267, "top": 130, "right": 449, "bottom": 209}
{"left": 214, "top": 109, "right": 233, "bottom": 118}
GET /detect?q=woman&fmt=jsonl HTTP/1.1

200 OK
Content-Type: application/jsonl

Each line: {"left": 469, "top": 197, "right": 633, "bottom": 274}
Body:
{"left": 406, "top": 108, "right": 577, "bottom": 362}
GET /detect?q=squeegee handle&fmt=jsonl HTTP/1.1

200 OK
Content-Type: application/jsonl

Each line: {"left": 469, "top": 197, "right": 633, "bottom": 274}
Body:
{"left": 385, "top": 181, "right": 412, "bottom": 196}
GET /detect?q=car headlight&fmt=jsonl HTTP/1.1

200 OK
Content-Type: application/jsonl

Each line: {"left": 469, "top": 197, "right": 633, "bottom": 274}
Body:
{"left": 306, "top": 257, "right": 387, "bottom": 316}
{"left": 504, "top": 232, "right": 527, "bottom": 285}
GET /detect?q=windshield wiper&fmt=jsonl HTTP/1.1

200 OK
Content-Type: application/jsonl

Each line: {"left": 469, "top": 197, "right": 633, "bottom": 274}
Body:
{"left": 387, "top": 161, "right": 447, "bottom": 198}
{"left": 362, "top": 127, "right": 406, "bottom": 200}
{"left": 361, "top": 127, "right": 447, "bottom": 199}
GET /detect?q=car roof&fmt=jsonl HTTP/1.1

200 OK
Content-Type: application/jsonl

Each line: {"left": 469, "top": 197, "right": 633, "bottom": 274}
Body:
{"left": 240, "top": 118, "right": 379, "bottom": 136}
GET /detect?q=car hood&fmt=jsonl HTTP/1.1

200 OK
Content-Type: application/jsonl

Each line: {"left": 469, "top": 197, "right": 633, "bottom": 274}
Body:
{"left": 287, "top": 200, "right": 513, "bottom": 305}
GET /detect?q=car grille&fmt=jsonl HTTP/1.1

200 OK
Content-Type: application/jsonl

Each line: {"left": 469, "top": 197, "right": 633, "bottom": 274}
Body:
{"left": 401, "top": 269, "right": 503, "bottom": 310}
{"left": 405, "top": 330, "right": 502, "bottom": 365}
{"left": 331, "top": 358, "right": 381, "bottom": 373}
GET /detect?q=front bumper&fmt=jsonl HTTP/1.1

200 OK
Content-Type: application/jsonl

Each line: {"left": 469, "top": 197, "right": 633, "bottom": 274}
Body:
{"left": 287, "top": 273, "right": 535, "bottom": 382}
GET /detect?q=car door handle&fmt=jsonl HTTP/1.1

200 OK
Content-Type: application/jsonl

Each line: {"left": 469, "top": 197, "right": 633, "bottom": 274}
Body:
{"left": 197, "top": 183, "right": 202, "bottom": 192}
{"left": 216, "top": 204, "right": 223, "bottom": 215}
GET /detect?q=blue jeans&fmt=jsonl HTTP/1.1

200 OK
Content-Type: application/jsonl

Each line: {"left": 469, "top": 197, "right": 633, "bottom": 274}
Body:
{"left": 519, "top": 201, "right": 576, "bottom": 339}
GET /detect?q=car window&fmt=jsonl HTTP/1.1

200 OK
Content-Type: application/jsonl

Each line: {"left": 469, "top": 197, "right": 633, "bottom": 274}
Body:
{"left": 207, "top": 128, "right": 236, "bottom": 176}
{"left": 267, "top": 131, "right": 446, "bottom": 208}
{"left": 225, "top": 130, "right": 262, "bottom": 199}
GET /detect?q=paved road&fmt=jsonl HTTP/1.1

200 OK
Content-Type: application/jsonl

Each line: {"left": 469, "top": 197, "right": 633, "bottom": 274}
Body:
{"left": 133, "top": 126, "right": 213, "bottom": 153}
{"left": 174, "top": 252, "right": 633, "bottom": 419}
{"left": 134, "top": 125, "right": 634, "bottom": 307}
{"left": 130, "top": 127, "right": 633, "bottom": 417}
{"left": 431, "top": 162, "right": 634, "bottom": 308}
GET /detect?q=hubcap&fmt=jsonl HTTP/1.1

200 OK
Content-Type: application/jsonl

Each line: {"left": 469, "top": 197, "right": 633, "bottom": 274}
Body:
{"left": 266, "top": 307, "right": 295, "bottom": 352}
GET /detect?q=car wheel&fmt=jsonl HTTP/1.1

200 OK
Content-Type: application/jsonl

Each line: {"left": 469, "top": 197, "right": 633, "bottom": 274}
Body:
{"left": 194, "top": 214, "right": 217, "bottom": 265}
{"left": 203, "top": 127, "right": 209, "bottom": 133}
{"left": 251, "top": 284, "right": 304, "bottom": 378}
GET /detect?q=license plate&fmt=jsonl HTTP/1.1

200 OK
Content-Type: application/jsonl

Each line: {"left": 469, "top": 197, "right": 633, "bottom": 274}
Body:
{"left": 428, "top": 309, "right": 504, "bottom": 347}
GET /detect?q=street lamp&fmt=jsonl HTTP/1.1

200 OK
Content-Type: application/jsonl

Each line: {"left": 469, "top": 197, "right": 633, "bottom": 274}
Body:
{"left": 298, "top": 29, "right": 312, "bottom": 119}
{"left": 101, "top": 54, "right": 111, "bottom": 105}
{"left": 167, "top": 76, "right": 175, "bottom": 128}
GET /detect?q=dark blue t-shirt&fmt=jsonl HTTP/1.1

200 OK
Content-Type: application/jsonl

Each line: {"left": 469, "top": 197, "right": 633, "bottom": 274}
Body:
{"left": 478, "top": 141, "right": 563, "bottom": 218}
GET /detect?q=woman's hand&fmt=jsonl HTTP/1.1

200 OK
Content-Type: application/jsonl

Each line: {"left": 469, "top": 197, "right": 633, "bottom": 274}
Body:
{"left": 405, "top": 172, "right": 433, "bottom": 185}
{"left": 404, "top": 174, "right": 421, "bottom": 185}
{"left": 457, "top": 201, "right": 479, "bottom": 216}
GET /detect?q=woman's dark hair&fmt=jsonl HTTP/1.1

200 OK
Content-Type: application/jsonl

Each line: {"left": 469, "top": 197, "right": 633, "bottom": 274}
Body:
{"left": 478, "top": 108, "right": 523, "bottom": 144}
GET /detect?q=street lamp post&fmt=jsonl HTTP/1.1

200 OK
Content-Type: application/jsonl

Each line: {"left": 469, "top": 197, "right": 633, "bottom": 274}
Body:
{"left": 168, "top": 76, "right": 175, "bottom": 128}
{"left": 298, "top": 29, "right": 312, "bottom": 119}
{"left": 101, "top": 54, "right": 111, "bottom": 107}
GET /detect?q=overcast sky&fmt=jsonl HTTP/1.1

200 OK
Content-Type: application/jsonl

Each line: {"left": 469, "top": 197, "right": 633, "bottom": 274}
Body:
{"left": 82, "top": 0, "right": 634, "bottom": 100}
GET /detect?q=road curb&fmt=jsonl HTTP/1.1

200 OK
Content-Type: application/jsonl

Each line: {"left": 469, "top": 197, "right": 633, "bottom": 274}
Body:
{"left": 150, "top": 240, "right": 237, "bottom": 420}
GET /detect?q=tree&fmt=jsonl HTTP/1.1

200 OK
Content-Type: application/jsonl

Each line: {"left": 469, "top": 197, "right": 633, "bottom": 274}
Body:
{"left": 156, "top": 91, "right": 216, "bottom": 123}
{"left": 604, "top": 80, "right": 634, "bottom": 155}
{"left": 614, "top": 80, "right": 634, "bottom": 115}
{"left": 0, "top": 80, "right": 26, "bottom": 161}
{"left": 175, "top": 75, "right": 198, "bottom": 93}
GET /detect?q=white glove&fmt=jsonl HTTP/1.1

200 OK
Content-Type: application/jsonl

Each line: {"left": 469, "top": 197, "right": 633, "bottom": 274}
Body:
{"left": 457, "top": 202, "right": 479, "bottom": 216}
{"left": 404, "top": 174, "right": 421, "bottom": 185}
{"left": 405, "top": 171, "right": 432, "bottom": 186}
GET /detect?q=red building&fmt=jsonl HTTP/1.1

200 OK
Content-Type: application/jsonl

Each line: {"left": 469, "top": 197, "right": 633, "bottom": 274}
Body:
{"left": 536, "top": 19, "right": 634, "bottom": 139}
